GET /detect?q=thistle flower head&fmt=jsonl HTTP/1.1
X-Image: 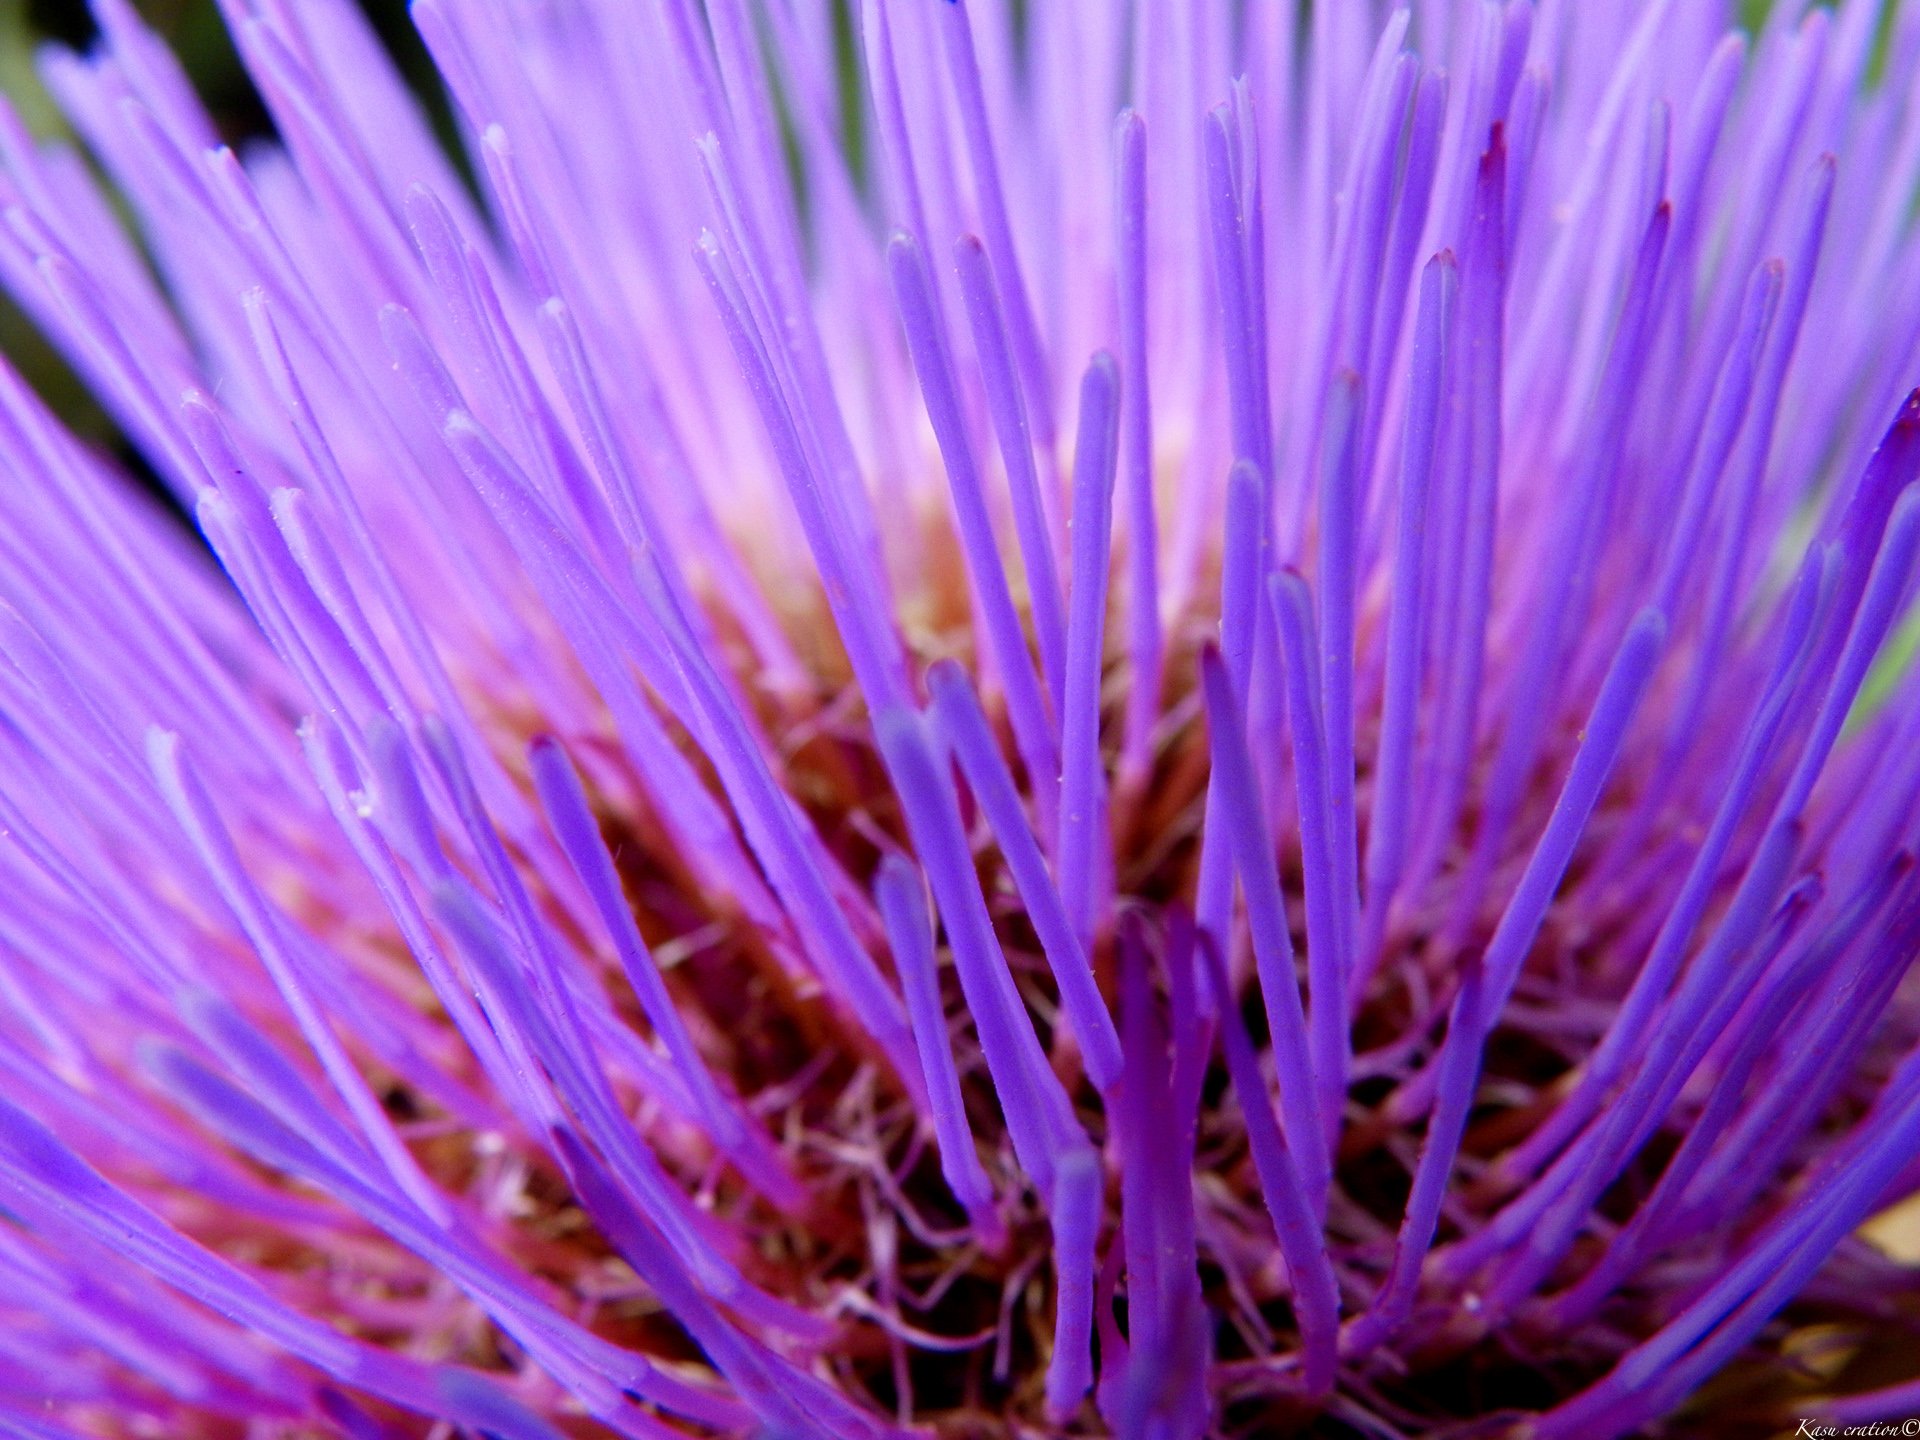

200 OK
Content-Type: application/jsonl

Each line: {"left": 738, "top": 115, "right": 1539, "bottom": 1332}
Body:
{"left": 3, "top": 1, "right": 1920, "bottom": 1437}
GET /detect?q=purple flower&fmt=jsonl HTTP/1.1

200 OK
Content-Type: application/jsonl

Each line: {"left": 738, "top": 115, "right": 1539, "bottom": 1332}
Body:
{"left": 1, "top": 0, "right": 1919, "bottom": 1435}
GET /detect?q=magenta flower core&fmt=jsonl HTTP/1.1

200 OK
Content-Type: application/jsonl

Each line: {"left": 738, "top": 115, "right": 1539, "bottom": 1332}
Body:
{"left": 2, "top": 0, "right": 1920, "bottom": 1436}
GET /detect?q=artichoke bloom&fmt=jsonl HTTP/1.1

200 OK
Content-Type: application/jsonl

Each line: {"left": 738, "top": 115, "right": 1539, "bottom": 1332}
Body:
{"left": 7, "top": 0, "right": 1920, "bottom": 1434}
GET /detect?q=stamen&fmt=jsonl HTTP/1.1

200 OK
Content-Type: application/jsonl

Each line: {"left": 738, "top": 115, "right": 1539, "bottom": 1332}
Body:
{"left": 873, "top": 855, "right": 1003, "bottom": 1248}
{"left": 1198, "top": 644, "right": 1329, "bottom": 1211}
{"left": 1057, "top": 353, "right": 1122, "bottom": 951}
{"left": 927, "top": 660, "right": 1122, "bottom": 1091}
{"left": 888, "top": 231, "right": 1061, "bottom": 839}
